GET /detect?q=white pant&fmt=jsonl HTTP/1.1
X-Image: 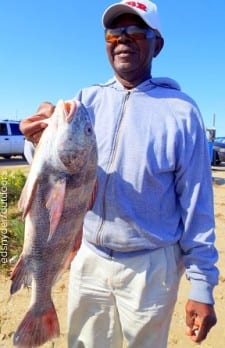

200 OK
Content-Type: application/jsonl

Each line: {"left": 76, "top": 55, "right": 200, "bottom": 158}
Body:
{"left": 67, "top": 243, "right": 184, "bottom": 348}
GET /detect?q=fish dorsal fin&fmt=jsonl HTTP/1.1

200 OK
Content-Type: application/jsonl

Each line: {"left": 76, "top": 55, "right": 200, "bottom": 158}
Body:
{"left": 18, "top": 174, "right": 39, "bottom": 219}
{"left": 18, "top": 143, "right": 45, "bottom": 218}
{"left": 46, "top": 176, "right": 67, "bottom": 241}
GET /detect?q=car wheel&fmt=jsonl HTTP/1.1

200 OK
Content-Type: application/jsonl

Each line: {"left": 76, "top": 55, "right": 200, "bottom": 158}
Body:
{"left": 216, "top": 152, "right": 221, "bottom": 165}
{"left": 212, "top": 151, "right": 220, "bottom": 166}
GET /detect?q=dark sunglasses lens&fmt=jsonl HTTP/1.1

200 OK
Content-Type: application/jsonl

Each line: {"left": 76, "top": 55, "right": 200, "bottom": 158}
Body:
{"left": 105, "top": 31, "right": 118, "bottom": 42}
{"left": 127, "top": 26, "right": 145, "bottom": 34}
{"left": 127, "top": 26, "right": 155, "bottom": 39}
{"left": 105, "top": 26, "right": 154, "bottom": 43}
{"left": 105, "top": 28, "right": 123, "bottom": 42}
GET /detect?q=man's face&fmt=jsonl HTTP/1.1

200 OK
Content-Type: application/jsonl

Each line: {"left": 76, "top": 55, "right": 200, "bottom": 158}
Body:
{"left": 105, "top": 14, "right": 163, "bottom": 86}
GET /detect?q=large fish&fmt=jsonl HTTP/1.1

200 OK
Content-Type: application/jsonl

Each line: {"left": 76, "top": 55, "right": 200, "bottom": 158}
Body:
{"left": 10, "top": 99, "right": 98, "bottom": 347}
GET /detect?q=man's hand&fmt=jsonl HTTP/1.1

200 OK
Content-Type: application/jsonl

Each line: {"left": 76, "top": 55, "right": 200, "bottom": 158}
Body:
{"left": 185, "top": 300, "right": 217, "bottom": 343}
{"left": 20, "top": 102, "right": 55, "bottom": 144}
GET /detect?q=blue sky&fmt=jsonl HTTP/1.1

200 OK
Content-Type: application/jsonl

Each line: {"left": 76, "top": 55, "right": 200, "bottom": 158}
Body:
{"left": 0, "top": 0, "right": 224, "bottom": 135}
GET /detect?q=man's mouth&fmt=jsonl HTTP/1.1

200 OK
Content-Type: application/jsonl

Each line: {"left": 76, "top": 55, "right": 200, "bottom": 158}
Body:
{"left": 115, "top": 49, "right": 135, "bottom": 57}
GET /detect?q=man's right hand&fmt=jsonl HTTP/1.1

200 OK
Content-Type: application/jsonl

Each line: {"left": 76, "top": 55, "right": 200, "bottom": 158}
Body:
{"left": 20, "top": 102, "right": 55, "bottom": 144}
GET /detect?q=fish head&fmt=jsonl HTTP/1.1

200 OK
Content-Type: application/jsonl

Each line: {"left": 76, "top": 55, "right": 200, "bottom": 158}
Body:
{"left": 52, "top": 100, "right": 97, "bottom": 173}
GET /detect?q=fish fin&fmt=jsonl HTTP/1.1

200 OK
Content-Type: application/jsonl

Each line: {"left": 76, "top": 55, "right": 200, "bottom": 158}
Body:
{"left": 46, "top": 177, "right": 67, "bottom": 241}
{"left": 88, "top": 179, "right": 98, "bottom": 210}
{"left": 13, "top": 300, "right": 60, "bottom": 347}
{"left": 53, "top": 229, "right": 83, "bottom": 285}
{"left": 54, "top": 181, "right": 97, "bottom": 277}
{"left": 52, "top": 180, "right": 97, "bottom": 281}
{"left": 62, "top": 228, "right": 83, "bottom": 273}
{"left": 18, "top": 175, "right": 39, "bottom": 219}
{"left": 10, "top": 255, "right": 31, "bottom": 295}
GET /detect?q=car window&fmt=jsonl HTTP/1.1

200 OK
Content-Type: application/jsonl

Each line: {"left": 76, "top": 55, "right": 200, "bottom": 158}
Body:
{"left": 10, "top": 123, "right": 23, "bottom": 135}
{"left": 0, "top": 123, "right": 8, "bottom": 135}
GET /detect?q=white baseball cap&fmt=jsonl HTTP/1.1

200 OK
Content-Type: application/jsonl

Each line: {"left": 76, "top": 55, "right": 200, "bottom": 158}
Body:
{"left": 102, "top": 0, "right": 162, "bottom": 37}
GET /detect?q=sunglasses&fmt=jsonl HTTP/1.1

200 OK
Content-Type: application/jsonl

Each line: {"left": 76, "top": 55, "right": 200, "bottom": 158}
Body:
{"left": 105, "top": 25, "right": 156, "bottom": 43}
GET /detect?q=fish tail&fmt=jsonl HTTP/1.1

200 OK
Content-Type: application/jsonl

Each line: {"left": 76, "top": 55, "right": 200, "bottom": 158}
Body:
{"left": 13, "top": 301, "right": 60, "bottom": 347}
{"left": 10, "top": 255, "right": 31, "bottom": 294}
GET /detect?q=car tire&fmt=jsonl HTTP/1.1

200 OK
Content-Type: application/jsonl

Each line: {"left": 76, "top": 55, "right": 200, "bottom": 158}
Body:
{"left": 216, "top": 153, "right": 221, "bottom": 165}
{"left": 212, "top": 151, "right": 221, "bottom": 166}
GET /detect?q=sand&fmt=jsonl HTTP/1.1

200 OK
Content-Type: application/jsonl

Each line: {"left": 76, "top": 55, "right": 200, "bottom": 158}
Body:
{"left": 0, "top": 164, "right": 224, "bottom": 348}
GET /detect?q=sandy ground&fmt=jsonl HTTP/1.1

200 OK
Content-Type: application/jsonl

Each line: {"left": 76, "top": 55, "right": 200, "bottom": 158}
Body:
{"left": 0, "top": 164, "right": 224, "bottom": 348}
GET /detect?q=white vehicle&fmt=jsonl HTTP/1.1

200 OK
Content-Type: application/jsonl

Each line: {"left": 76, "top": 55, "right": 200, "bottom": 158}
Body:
{"left": 0, "top": 120, "right": 25, "bottom": 159}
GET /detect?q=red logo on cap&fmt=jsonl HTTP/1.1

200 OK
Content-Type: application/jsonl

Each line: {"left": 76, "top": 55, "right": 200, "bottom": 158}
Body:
{"left": 125, "top": 1, "right": 147, "bottom": 12}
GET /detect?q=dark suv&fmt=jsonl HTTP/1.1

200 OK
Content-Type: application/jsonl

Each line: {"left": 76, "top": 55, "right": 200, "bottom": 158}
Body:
{"left": 212, "top": 137, "right": 225, "bottom": 165}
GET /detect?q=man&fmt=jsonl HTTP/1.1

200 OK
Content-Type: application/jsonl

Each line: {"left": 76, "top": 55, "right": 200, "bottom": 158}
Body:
{"left": 20, "top": 1, "right": 218, "bottom": 347}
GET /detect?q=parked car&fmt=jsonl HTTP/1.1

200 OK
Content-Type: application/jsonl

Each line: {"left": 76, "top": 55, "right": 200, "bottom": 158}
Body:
{"left": 0, "top": 120, "right": 25, "bottom": 159}
{"left": 212, "top": 137, "right": 225, "bottom": 165}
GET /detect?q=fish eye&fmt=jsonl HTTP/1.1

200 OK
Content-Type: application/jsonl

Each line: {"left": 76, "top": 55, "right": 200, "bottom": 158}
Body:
{"left": 84, "top": 123, "right": 93, "bottom": 136}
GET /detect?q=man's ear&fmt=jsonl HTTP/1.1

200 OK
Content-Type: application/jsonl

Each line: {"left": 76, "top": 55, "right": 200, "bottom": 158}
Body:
{"left": 153, "top": 37, "right": 164, "bottom": 57}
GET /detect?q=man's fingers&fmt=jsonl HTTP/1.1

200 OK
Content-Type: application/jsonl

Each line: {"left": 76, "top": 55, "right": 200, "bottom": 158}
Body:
{"left": 36, "top": 101, "right": 55, "bottom": 117}
{"left": 20, "top": 117, "right": 48, "bottom": 142}
{"left": 185, "top": 300, "right": 217, "bottom": 343}
{"left": 19, "top": 102, "right": 55, "bottom": 143}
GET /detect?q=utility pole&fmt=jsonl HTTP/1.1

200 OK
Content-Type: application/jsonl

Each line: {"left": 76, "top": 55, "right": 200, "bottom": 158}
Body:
{"left": 213, "top": 113, "right": 216, "bottom": 129}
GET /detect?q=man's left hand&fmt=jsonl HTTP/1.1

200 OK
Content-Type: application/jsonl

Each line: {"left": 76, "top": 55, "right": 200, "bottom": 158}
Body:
{"left": 185, "top": 300, "right": 217, "bottom": 343}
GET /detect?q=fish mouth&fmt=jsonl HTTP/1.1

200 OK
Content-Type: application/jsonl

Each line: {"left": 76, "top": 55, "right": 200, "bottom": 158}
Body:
{"left": 59, "top": 149, "right": 88, "bottom": 172}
